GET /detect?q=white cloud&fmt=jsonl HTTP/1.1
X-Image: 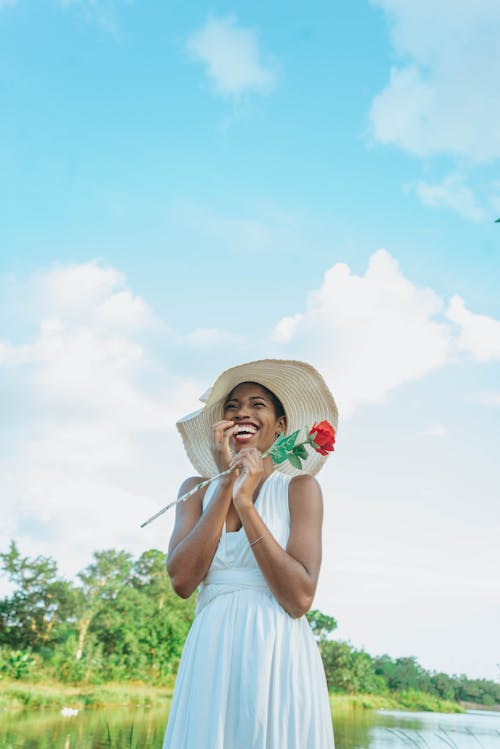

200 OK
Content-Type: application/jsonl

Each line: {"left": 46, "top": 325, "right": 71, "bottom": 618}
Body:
{"left": 40, "top": 261, "right": 122, "bottom": 306}
{"left": 271, "top": 249, "right": 452, "bottom": 415}
{"left": 446, "top": 295, "right": 500, "bottom": 361}
{"left": 186, "top": 16, "right": 277, "bottom": 98}
{"left": 2, "top": 255, "right": 500, "bottom": 679}
{"left": 271, "top": 313, "right": 302, "bottom": 344}
{"left": 412, "top": 174, "right": 485, "bottom": 222}
{"left": 270, "top": 250, "right": 500, "bottom": 416}
{"left": 0, "top": 262, "right": 200, "bottom": 575}
{"left": 422, "top": 423, "right": 447, "bottom": 437}
{"left": 2, "top": 255, "right": 500, "bottom": 574}
{"left": 34, "top": 260, "right": 156, "bottom": 331}
{"left": 370, "top": 0, "right": 500, "bottom": 161}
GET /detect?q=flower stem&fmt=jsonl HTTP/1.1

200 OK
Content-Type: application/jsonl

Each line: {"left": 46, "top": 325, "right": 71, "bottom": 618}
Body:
{"left": 140, "top": 436, "right": 313, "bottom": 528}
{"left": 140, "top": 468, "right": 232, "bottom": 528}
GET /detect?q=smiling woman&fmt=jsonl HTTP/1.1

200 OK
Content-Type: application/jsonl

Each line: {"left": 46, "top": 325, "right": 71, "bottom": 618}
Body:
{"left": 224, "top": 381, "right": 285, "bottom": 443}
{"left": 163, "top": 359, "right": 338, "bottom": 749}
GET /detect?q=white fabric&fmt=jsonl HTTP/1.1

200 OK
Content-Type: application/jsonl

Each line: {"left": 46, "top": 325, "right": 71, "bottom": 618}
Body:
{"left": 163, "top": 471, "right": 335, "bottom": 749}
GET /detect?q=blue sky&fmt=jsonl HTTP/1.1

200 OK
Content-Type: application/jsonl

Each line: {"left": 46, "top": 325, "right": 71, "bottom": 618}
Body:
{"left": 1, "top": 0, "right": 499, "bottom": 681}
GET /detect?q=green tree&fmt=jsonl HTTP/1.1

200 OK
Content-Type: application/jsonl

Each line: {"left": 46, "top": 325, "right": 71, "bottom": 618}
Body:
{"left": 0, "top": 541, "right": 75, "bottom": 651}
{"left": 131, "top": 550, "right": 195, "bottom": 677}
{"left": 306, "top": 609, "right": 337, "bottom": 643}
{"left": 373, "top": 654, "right": 431, "bottom": 692}
{"left": 321, "top": 640, "right": 385, "bottom": 694}
{"left": 71, "top": 548, "right": 195, "bottom": 682}
{"left": 429, "top": 671, "right": 456, "bottom": 701}
{"left": 454, "top": 675, "right": 500, "bottom": 706}
{"left": 74, "top": 549, "right": 134, "bottom": 662}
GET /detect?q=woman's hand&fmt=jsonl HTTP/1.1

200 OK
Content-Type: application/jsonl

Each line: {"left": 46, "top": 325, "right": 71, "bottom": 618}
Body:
{"left": 229, "top": 448, "right": 264, "bottom": 510}
{"left": 210, "top": 420, "right": 238, "bottom": 472}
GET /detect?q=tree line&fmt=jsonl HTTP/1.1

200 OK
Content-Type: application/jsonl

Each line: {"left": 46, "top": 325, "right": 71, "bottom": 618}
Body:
{"left": 0, "top": 542, "right": 498, "bottom": 707}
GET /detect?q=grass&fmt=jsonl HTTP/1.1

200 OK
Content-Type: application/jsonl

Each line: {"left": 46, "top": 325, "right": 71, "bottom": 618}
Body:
{"left": 0, "top": 681, "right": 470, "bottom": 714}
{"left": 0, "top": 679, "right": 174, "bottom": 711}
{"left": 330, "top": 690, "right": 464, "bottom": 714}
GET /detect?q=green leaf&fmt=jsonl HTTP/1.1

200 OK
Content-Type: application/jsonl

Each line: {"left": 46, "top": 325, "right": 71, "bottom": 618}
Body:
{"left": 281, "top": 430, "right": 300, "bottom": 451}
{"left": 293, "top": 444, "right": 308, "bottom": 460}
{"left": 270, "top": 447, "right": 288, "bottom": 464}
{"left": 287, "top": 452, "right": 302, "bottom": 470}
{"left": 272, "top": 433, "right": 288, "bottom": 447}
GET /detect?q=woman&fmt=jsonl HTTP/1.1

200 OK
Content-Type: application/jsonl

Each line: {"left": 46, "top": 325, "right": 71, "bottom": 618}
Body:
{"left": 163, "top": 359, "right": 338, "bottom": 748}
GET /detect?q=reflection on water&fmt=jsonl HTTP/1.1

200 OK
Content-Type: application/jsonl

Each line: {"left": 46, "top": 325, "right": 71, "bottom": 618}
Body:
{"left": 369, "top": 709, "right": 500, "bottom": 748}
{"left": 0, "top": 703, "right": 499, "bottom": 748}
{"left": 0, "top": 706, "right": 168, "bottom": 749}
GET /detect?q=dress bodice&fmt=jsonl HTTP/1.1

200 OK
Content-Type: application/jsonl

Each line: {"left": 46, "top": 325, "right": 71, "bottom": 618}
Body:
{"left": 195, "top": 470, "right": 291, "bottom": 614}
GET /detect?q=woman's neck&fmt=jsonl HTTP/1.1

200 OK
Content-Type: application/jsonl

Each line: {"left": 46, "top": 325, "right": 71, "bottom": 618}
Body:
{"left": 261, "top": 454, "right": 276, "bottom": 479}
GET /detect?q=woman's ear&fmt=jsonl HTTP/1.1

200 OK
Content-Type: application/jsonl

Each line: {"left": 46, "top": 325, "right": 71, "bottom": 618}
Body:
{"left": 276, "top": 416, "right": 286, "bottom": 435}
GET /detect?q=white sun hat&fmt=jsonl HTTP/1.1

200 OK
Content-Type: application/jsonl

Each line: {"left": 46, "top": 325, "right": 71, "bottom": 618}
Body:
{"left": 176, "top": 359, "right": 338, "bottom": 478}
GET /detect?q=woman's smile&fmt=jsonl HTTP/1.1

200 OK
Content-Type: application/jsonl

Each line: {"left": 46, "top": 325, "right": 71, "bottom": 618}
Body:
{"left": 232, "top": 421, "right": 259, "bottom": 444}
{"left": 223, "top": 382, "right": 286, "bottom": 453}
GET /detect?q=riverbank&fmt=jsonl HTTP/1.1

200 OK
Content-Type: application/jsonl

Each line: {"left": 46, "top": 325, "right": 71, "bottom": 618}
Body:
{"left": 330, "top": 691, "right": 463, "bottom": 713}
{"left": 0, "top": 680, "right": 468, "bottom": 713}
{"left": 0, "top": 680, "right": 174, "bottom": 710}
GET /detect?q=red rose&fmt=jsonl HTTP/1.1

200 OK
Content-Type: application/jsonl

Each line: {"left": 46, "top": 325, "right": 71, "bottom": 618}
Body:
{"left": 309, "top": 421, "right": 335, "bottom": 456}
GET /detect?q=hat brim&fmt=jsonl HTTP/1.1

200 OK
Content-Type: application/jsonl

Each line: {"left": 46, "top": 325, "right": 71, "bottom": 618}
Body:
{"left": 176, "top": 359, "right": 338, "bottom": 478}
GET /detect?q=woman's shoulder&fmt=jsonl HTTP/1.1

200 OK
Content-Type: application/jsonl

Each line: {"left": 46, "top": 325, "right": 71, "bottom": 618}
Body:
{"left": 178, "top": 475, "right": 207, "bottom": 493}
{"left": 288, "top": 473, "right": 323, "bottom": 515}
{"left": 177, "top": 475, "right": 210, "bottom": 504}
{"left": 289, "top": 473, "right": 321, "bottom": 492}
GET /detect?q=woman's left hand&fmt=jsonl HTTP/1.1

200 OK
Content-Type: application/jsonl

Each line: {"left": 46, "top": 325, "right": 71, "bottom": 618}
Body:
{"left": 229, "top": 448, "right": 264, "bottom": 510}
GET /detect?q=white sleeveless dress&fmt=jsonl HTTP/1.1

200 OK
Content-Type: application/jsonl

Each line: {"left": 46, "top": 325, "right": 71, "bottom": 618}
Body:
{"left": 163, "top": 470, "right": 335, "bottom": 749}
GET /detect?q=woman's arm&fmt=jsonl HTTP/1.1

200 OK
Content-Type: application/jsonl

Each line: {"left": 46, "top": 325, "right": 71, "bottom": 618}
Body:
{"left": 166, "top": 418, "right": 239, "bottom": 598}
{"left": 230, "top": 448, "right": 323, "bottom": 618}
{"left": 237, "top": 473, "right": 323, "bottom": 618}
{"left": 166, "top": 474, "right": 236, "bottom": 598}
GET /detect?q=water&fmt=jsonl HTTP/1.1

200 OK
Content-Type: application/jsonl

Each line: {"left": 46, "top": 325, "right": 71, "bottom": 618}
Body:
{"left": 352, "top": 709, "right": 500, "bottom": 748}
{"left": 0, "top": 704, "right": 499, "bottom": 748}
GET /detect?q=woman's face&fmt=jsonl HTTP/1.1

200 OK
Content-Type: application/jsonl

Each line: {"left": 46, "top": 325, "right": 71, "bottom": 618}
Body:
{"left": 223, "top": 382, "right": 286, "bottom": 454}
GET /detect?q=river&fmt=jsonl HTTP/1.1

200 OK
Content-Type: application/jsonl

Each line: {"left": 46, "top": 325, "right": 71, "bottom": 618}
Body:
{"left": 0, "top": 704, "right": 499, "bottom": 748}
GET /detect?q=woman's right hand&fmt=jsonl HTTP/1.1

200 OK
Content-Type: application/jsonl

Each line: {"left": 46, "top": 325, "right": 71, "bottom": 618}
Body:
{"left": 210, "top": 420, "right": 238, "bottom": 472}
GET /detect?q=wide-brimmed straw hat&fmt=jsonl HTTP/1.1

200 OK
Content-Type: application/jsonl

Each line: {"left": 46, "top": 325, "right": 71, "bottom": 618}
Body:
{"left": 176, "top": 359, "right": 338, "bottom": 478}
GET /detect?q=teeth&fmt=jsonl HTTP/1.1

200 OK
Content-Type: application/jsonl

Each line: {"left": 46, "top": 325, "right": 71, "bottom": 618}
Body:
{"left": 235, "top": 425, "right": 257, "bottom": 434}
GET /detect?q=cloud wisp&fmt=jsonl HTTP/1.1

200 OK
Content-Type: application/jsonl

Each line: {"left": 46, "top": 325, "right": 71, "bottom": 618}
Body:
{"left": 446, "top": 294, "right": 500, "bottom": 361}
{"left": 411, "top": 174, "right": 485, "bottom": 222}
{"left": 58, "top": 0, "right": 134, "bottom": 35}
{"left": 186, "top": 16, "right": 278, "bottom": 98}
{"left": 370, "top": 1, "right": 500, "bottom": 222}
{"left": 370, "top": 0, "right": 500, "bottom": 162}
